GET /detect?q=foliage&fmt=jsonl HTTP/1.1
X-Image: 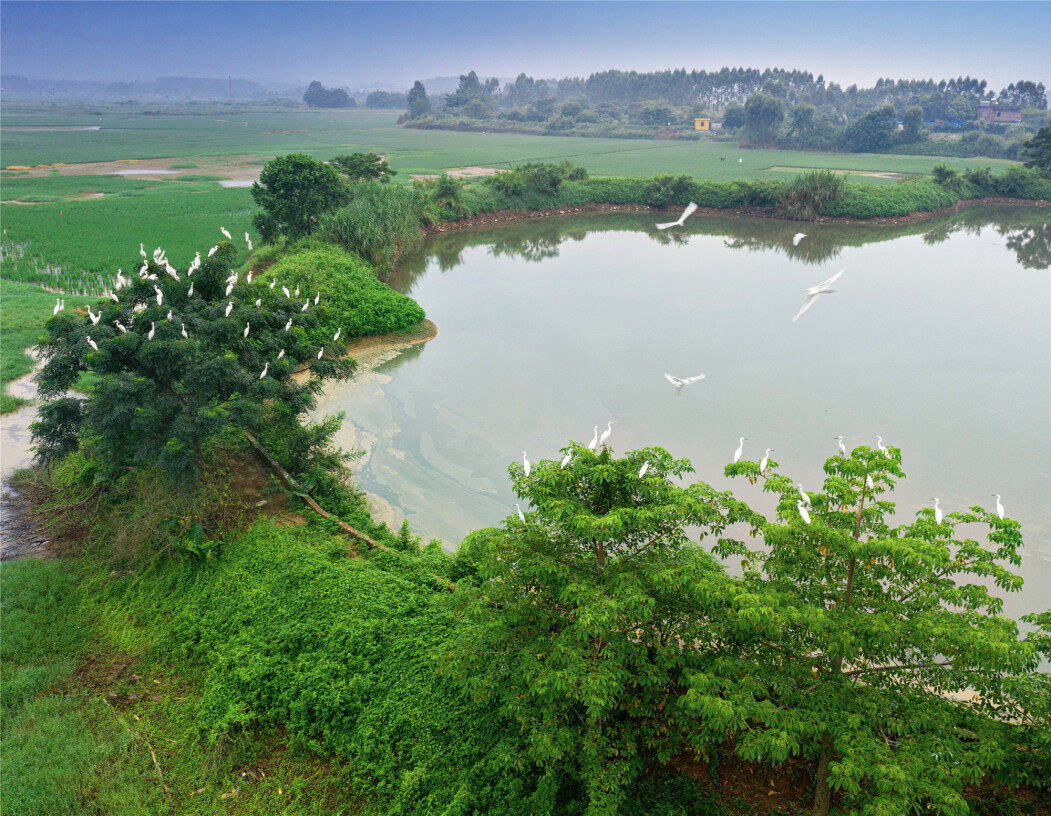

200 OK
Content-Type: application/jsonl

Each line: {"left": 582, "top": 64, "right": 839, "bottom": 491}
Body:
{"left": 263, "top": 240, "right": 425, "bottom": 340}
{"left": 33, "top": 242, "right": 355, "bottom": 481}
{"left": 406, "top": 80, "right": 432, "bottom": 118}
{"left": 365, "top": 90, "right": 407, "bottom": 109}
{"left": 302, "top": 80, "right": 355, "bottom": 109}
{"left": 932, "top": 163, "right": 967, "bottom": 195}
{"left": 841, "top": 104, "right": 898, "bottom": 153}
{"left": 776, "top": 169, "right": 846, "bottom": 220}
{"left": 331, "top": 151, "right": 396, "bottom": 183}
{"left": 645, "top": 173, "right": 694, "bottom": 207}
{"left": 251, "top": 153, "right": 349, "bottom": 242}
{"left": 743, "top": 92, "right": 785, "bottom": 145}
{"left": 320, "top": 181, "right": 429, "bottom": 271}
{"left": 1021, "top": 125, "right": 1051, "bottom": 172}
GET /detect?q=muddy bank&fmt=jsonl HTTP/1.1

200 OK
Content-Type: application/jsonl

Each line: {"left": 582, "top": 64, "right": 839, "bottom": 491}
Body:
{"left": 423, "top": 197, "right": 1050, "bottom": 236}
{"left": 1, "top": 366, "right": 50, "bottom": 560}
{"left": 291, "top": 319, "right": 438, "bottom": 384}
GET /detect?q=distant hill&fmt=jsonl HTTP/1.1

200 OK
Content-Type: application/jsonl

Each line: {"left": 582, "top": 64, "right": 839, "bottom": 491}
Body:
{"left": 0, "top": 75, "right": 272, "bottom": 101}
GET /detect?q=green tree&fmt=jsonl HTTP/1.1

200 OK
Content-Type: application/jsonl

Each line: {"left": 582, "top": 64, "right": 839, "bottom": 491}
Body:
{"left": 722, "top": 102, "right": 746, "bottom": 129}
{"left": 743, "top": 92, "right": 784, "bottom": 145}
{"left": 714, "top": 444, "right": 1046, "bottom": 816}
{"left": 901, "top": 105, "right": 925, "bottom": 142}
{"left": 330, "top": 152, "right": 396, "bottom": 183}
{"left": 1021, "top": 125, "right": 1051, "bottom": 172}
{"left": 250, "top": 153, "right": 349, "bottom": 242}
{"left": 406, "top": 80, "right": 432, "bottom": 118}
{"left": 303, "top": 80, "right": 354, "bottom": 108}
{"left": 33, "top": 243, "right": 354, "bottom": 481}
{"left": 841, "top": 104, "right": 897, "bottom": 152}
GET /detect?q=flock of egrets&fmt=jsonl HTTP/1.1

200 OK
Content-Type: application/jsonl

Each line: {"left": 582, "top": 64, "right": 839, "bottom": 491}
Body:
{"left": 510, "top": 205, "right": 1007, "bottom": 528}
{"left": 72, "top": 229, "right": 340, "bottom": 382}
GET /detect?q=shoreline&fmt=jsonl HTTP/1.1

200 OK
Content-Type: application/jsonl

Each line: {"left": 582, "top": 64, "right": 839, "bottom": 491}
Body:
{"left": 423, "top": 196, "right": 1050, "bottom": 235}
{"left": 292, "top": 318, "right": 438, "bottom": 384}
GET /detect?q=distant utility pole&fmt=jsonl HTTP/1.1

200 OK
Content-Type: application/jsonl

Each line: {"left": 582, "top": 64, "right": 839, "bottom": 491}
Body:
{"left": 228, "top": 75, "right": 232, "bottom": 100}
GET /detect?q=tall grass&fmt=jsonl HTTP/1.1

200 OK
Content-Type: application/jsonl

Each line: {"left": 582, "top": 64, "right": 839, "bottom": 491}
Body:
{"left": 776, "top": 170, "right": 846, "bottom": 220}
{"left": 320, "top": 181, "right": 429, "bottom": 273}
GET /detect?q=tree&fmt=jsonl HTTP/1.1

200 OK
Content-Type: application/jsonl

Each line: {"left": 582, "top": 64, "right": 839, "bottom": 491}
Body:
{"left": 841, "top": 104, "right": 897, "bottom": 152}
{"left": 330, "top": 152, "right": 396, "bottom": 183}
{"left": 33, "top": 243, "right": 354, "bottom": 481}
{"left": 901, "top": 105, "right": 925, "bottom": 142}
{"left": 743, "top": 92, "right": 784, "bottom": 145}
{"left": 722, "top": 103, "right": 746, "bottom": 129}
{"left": 250, "top": 153, "right": 348, "bottom": 242}
{"left": 1021, "top": 125, "right": 1051, "bottom": 172}
{"left": 715, "top": 444, "right": 1045, "bottom": 816}
{"left": 406, "top": 80, "right": 432, "bottom": 118}
{"left": 303, "top": 80, "right": 355, "bottom": 109}
{"left": 364, "top": 90, "right": 407, "bottom": 109}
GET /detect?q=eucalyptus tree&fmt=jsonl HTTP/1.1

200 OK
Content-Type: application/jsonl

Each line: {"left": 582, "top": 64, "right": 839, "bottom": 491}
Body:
{"left": 33, "top": 241, "right": 355, "bottom": 482}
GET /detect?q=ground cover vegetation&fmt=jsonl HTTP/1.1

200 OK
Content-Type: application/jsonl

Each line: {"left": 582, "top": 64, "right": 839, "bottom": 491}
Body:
{"left": 403, "top": 69, "right": 1048, "bottom": 161}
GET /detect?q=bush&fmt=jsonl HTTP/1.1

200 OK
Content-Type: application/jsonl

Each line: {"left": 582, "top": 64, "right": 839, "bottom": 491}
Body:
{"left": 646, "top": 174, "right": 694, "bottom": 207}
{"left": 776, "top": 169, "right": 846, "bottom": 220}
{"left": 320, "top": 181, "right": 428, "bottom": 272}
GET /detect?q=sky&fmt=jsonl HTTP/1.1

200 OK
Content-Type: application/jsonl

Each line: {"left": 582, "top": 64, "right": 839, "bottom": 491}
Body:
{"left": 1, "top": 1, "right": 1048, "bottom": 91}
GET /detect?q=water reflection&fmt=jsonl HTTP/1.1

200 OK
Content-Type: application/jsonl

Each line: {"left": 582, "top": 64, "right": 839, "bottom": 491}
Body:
{"left": 394, "top": 206, "right": 1048, "bottom": 293}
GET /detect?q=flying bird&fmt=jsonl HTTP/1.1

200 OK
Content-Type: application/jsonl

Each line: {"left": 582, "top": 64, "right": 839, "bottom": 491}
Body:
{"left": 655, "top": 201, "right": 698, "bottom": 230}
{"left": 225, "top": 301, "right": 233, "bottom": 317}
{"left": 522, "top": 451, "right": 531, "bottom": 477}
{"left": 588, "top": 426, "right": 600, "bottom": 450}
{"left": 759, "top": 448, "right": 773, "bottom": 473}
{"left": 792, "top": 233, "right": 807, "bottom": 246}
{"left": 220, "top": 227, "right": 231, "bottom": 240}
{"left": 86, "top": 336, "right": 99, "bottom": 352}
{"left": 515, "top": 504, "right": 526, "bottom": 523}
{"left": 598, "top": 421, "right": 614, "bottom": 447}
{"left": 733, "top": 437, "right": 746, "bottom": 463}
{"left": 664, "top": 373, "right": 705, "bottom": 394}
{"left": 260, "top": 362, "right": 269, "bottom": 379}
{"left": 992, "top": 494, "right": 1004, "bottom": 520}
{"left": 638, "top": 461, "right": 649, "bottom": 478}
{"left": 797, "top": 501, "right": 811, "bottom": 525}
{"left": 931, "top": 497, "right": 943, "bottom": 524}
{"left": 793, "top": 269, "right": 845, "bottom": 323}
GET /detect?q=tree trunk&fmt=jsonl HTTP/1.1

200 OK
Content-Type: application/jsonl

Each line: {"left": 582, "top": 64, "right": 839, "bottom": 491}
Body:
{"left": 811, "top": 740, "right": 833, "bottom": 816}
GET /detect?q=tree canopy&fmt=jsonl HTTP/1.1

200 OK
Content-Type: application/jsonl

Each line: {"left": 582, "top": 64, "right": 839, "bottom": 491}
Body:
{"left": 303, "top": 80, "right": 355, "bottom": 108}
{"left": 330, "top": 152, "right": 396, "bottom": 183}
{"left": 250, "top": 153, "right": 349, "bottom": 242}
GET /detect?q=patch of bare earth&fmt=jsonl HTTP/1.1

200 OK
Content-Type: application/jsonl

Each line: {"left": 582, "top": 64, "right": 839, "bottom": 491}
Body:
{"left": 410, "top": 165, "right": 501, "bottom": 180}
{"left": 6, "top": 155, "right": 266, "bottom": 182}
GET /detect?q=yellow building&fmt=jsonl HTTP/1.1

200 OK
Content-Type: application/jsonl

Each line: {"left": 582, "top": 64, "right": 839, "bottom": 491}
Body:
{"left": 694, "top": 118, "right": 710, "bottom": 131}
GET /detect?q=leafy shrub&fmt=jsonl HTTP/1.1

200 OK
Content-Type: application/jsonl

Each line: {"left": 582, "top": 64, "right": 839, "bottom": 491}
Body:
{"left": 931, "top": 163, "right": 967, "bottom": 195}
{"left": 776, "top": 169, "right": 846, "bottom": 220}
{"left": 646, "top": 174, "right": 694, "bottom": 207}
{"left": 320, "top": 181, "right": 428, "bottom": 271}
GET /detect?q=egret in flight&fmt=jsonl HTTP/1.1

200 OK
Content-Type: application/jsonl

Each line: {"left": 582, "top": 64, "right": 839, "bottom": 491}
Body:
{"left": 793, "top": 269, "right": 845, "bottom": 322}
{"left": 759, "top": 448, "right": 773, "bottom": 473}
{"left": 733, "top": 437, "right": 746, "bottom": 463}
{"left": 86, "top": 336, "right": 99, "bottom": 352}
{"left": 522, "top": 452, "right": 531, "bottom": 477}
{"left": 588, "top": 426, "right": 600, "bottom": 450}
{"left": 515, "top": 504, "right": 526, "bottom": 523}
{"left": 664, "top": 373, "right": 706, "bottom": 395}
{"left": 656, "top": 201, "right": 698, "bottom": 230}
{"left": 598, "top": 421, "right": 614, "bottom": 447}
{"left": 220, "top": 227, "right": 232, "bottom": 240}
{"left": 992, "top": 494, "right": 1005, "bottom": 519}
{"left": 792, "top": 233, "right": 807, "bottom": 246}
{"left": 638, "top": 461, "right": 649, "bottom": 478}
{"left": 835, "top": 435, "right": 847, "bottom": 456}
{"left": 797, "top": 501, "right": 811, "bottom": 524}
{"left": 930, "top": 497, "right": 943, "bottom": 524}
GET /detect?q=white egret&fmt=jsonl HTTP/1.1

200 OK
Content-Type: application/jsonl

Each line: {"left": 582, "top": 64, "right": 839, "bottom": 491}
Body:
{"left": 86, "top": 336, "right": 99, "bottom": 352}
{"left": 588, "top": 426, "right": 600, "bottom": 450}
{"left": 154, "top": 287, "right": 163, "bottom": 306}
{"left": 180, "top": 323, "right": 188, "bottom": 339}
{"left": 655, "top": 201, "right": 698, "bottom": 230}
{"left": 874, "top": 435, "right": 888, "bottom": 454}
{"left": 245, "top": 231, "right": 251, "bottom": 244}
{"left": 282, "top": 286, "right": 290, "bottom": 298}
{"left": 269, "top": 280, "right": 276, "bottom": 290}
{"left": 255, "top": 298, "right": 261, "bottom": 307}
{"left": 300, "top": 301, "right": 309, "bottom": 312}
{"left": 797, "top": 501, "right": 811, "bottom": 525}
{"left": 133, "top": 303, "right": 146, "bottom": 314}
{"left": 931, "top": 497, "right": 943, "bottom": 524}
{"left": 225, "top": 282, "right": 235, "bottom": 297}
{"left": 140, "top": 243, "right": 147, "bottom": 259}
{"left": 992, "top": 494, "right": 1004, "bottom": 520}
{"left": 284, "top": 318, "right": 293, "bottom": 331}
{"left": 792, "top": 232, "right": 807, "bottom": 246}
{"left": 246, "top": 270, "right": 253, "bottom": 284}
{"left": 835, "top": 435, "right": 846, "bottom": 456}
{"left": 560, "top": 452, "right": 572, "bottom": 469}
{"left": 225, "top": 301, "right": 233, "bottom": 317}
{"left": 166, "top": 310, "right": 173, "bottom": 321}
{"left": 638, "top": 461, "right": 649, "bottom": 478}
{"left": 865, "top": 474, "right": 875, "bottom": 489}
{"left": 598, "top": 421, "right": 615, "bottom": 447}
{"left": 294, "top": 285, "right": 300, "bottom": 297}
{"left": 333, "top": 328, "right": 341, "bottom": 342}
{"left": 220, "top": 227, "right": 232, "bottom": 240}
{"left": 737, "top": 157, "right": 743, "bottom": 163}
{"left": 88, "top": 309, "right": 100, "bottom": 325}
{"left": 733, "top": 437, "right": 746, "bottom": 463}
{"left": 115, "top": 321, "right": 129, "bottom": 333}
{"left": 314, "top": 292, "right": 320, "bottom": 306}
{"left": 522, "top": 451, "right": 531, "bottom": 477}
{"left": 243, "top": 323, "right": 250, "bottom": 338}
{"left": 187, "top": 283, "right": 194, "bottom": 297}
{"left": 797, "top": 483, "right": 810, "bottom": 505}
{"left": 225, "top": 272, "right": 239, "bottom": 283}
{"left": 107, "top": 291, "right": 119, "bottom": 303}
{"left": 260, "top": 362, "right": 269, "bottom": 379}
{"left": 277, "top": 349, "right": 285, "bottom": 359}
{"left": 139, "top": 260, "right": 149, "bottom": 276}
{"left": 664, "top": 373, "right": 705, "bottom": 395}
{"left": 208, "top": 245, "right": 218, "bottom": 257}
{"left": 759, "top": 448, "right": 773, "bottom": 473}
{"left": 147, "top": 322, "right": 155, "bottom": 340}
{"left": 793, "top": 269, "right": 845, "bottom": 322}
{"left": 52, "top": 297, "right": 62, "bottom": 315}
{"left": 317, "top": 347, "right": 324, "bottom": 360}
{"left": 514, "top": 504, "right": 526, "bottom": 523}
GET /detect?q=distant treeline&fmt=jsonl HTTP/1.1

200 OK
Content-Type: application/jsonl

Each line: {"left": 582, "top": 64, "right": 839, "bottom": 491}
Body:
{"left": 0, "top": 74, "right": 273, "bottom": 100}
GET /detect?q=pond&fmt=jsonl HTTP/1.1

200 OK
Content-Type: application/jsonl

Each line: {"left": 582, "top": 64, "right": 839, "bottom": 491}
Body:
{"left": 311, "top": 206, "right": 1050, "bottom": 618}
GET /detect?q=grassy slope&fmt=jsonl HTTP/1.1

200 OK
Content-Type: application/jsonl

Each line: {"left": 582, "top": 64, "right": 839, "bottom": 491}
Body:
{"left": 0, "top": 279, "right": 91, "bottom": 412}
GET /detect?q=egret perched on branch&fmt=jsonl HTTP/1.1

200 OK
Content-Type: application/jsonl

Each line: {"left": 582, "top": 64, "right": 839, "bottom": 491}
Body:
{"left": 333, "top": 328, "right": 341, "bottom": 342}
{"left": 733, "top": 437, "right": 746, "bottom": 463}
{"left": 208, "top": 245, "right": 218, "bottom": 257}
{"left": 301, "top": 301, "right": 309, "bottom": 312}
{"left": 598, "top": 421, "right": 615, "bottom": 447}
{"left": 655, "top": 201, "right": 698, "bottom": 230}
{"left": 638, "top": 461, "right": 649, "bottom": 478}
{"left": 154, "top": 286, "right": 163, "bottom": 306}
{"left": 140, "top": 243, "right": 147, "bottom": 259}
{"left": 317, "top": 347, "right": 324, "bottom": 360}
{"left": 246, "top": 270, "right": 253, "bottom": 284}
{"left": 255, "top": 299, "right": 261, "bottom": 307}
{"left": 792, "top": 233, "right": 807, "bottom": 246}
{"left": 930, "top": 497, "right": 943, "bottom": 524}
{"left": 269, "top": 279, "right": 276, "bottom": 290}
{"left": 759, "top": 448, "right": 773, "bottom": 473}
{"left": 793, "top": 269, "right": 845, "bottom": 322}
{"left": 522, "top": 451, "right": 531, "bottom": 477}
{"left": 180, "top": 323, "right": 188, "bottom": 339}
{"left": 295, "top": 285, "right": 300, "bottom": 298}
{"left": 588, "top": 426, "right": 600, "bottom": 450}
{"left": 797, "top": 500, "right": 811, "bottom": 525}
{"left": 282, "top": 286, "right": 290, "bottom": 298}
{"left": 85, "top": 336, "right": 99, "bottom": 352}
{"left": 865, "top": 474, "right": 875, "bottom": 489}
{"left": 277, "top": 349, "right": 285, "bottom": 359}
{"left": 834, "top": 435, "right": 846, "bottom": 456}
{"left": 515, "top": 504, "right": 526, "bottom": 523}
{"left": 147, "top": 322, "right": 156, "bottom": 340}
{"left": 115, "top": 321, "right": 129, "bottom": 333}
{"left": 314, "top": 292, "right": 320, "bottom": 306}
{"left": 874, "top": 435, "right": 888, "bottom": 454}
{"left": 220, "top": 227, "right": 232, "bottom": 240}
{"left": 560, "top": 451, "right": 572, "bottom": 469}
{"left": 52, "top": 297, "right": 63, "bottom": 315}
{"left": 992, "top": 494, "right": 1005, "bottom": 519}
{"left": 187, "top": 282, "right": 194, "bottom": 297}
{"left": 797, "top": 483, "right": 810, "bottom": 506}
{"left": 106, "top": 291, "right": 119, "bottom": 303}
{"left": 260, "top": 362, "right": 269, "bottom": 379}
{"left": 284, "top": 318, "right": 293, "bottom": 331}
{"left": 225, "top": 281, "right": 235, "bottom": 297}
{"left": 166, "top": 310, "right": 173, "bottom": 321}
{"left": 225, "top": 301, "right": 233, "bottom": 318}
{"left": 245, "top": 232, "right": 252, "bottom": 251}
{"left": 87, "top": 308, "right": 100, "bottom": 325}
{"left": 225, "top": 272, "right": 239, "bottom": 284}
{"left": 243, "top": 323, "right": 250, "bottom": 338}
{"left": 664, "top": 372, "right": 705, "bottom": 395}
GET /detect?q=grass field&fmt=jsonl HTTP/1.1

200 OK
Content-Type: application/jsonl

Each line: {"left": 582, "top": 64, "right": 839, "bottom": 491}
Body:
{"left": 0, "top": 279, "right": 92, "bottom": 412}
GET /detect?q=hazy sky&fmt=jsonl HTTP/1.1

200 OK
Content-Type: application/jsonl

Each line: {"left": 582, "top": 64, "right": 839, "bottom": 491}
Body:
{"left": 2, "top": 1, "right": 1048, "bottom": 90}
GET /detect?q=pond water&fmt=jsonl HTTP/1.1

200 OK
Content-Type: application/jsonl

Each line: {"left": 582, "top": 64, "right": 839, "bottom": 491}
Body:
{"left": 311, "top": 207, "right": 1050, "bottom": 618}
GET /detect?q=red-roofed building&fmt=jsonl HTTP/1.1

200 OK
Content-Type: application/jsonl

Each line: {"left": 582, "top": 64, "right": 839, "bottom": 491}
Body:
{"left": 978, "top": 101, "right": 1022, "bottom": 123}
